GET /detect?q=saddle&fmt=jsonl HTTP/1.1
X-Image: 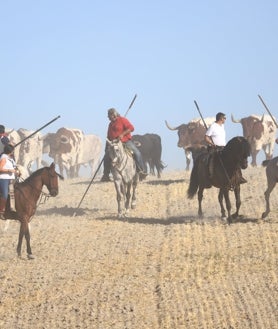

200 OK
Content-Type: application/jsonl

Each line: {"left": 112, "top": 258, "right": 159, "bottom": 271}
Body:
{"left": 203, "top": 149, "right": 223, "bottom": 180}
{"left": 123, "top": 144, "right": 134, "bottom": 157}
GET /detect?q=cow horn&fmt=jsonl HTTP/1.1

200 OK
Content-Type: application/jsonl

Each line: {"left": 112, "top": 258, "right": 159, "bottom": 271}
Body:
{"left": 165, "top": 120, "right": 180, "bottom": 131}
{"left": 231, "top": 114, "right": 241, "bottom": 123}
{"left": 260, "top": 114, "right": 265, "bottom": 122}
{"left": 60, "top": 135, "right": 69, "bottom": 144}
{"left": 6, "top": 129, "right": 14, "bottom": 135}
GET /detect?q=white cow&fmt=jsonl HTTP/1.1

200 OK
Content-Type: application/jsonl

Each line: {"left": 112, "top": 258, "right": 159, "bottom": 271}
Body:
{"left": 43, "top": 127, "right": 102, "bottom": 178}
{"left": 7, "top": 128, "right": 43, "bottom": 174}
{"left": 231, "top": 114, "right": 277, "bottom": 166}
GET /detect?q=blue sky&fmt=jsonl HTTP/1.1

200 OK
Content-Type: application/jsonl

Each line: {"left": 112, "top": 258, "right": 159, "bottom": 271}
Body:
{"left": 1, "top": 0, "right": 278, "bottom": 171}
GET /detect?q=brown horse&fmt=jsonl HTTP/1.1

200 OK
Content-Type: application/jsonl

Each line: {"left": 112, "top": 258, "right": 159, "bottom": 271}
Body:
{"left": 4, "top": 162, "right": 63, "bottom": 259}
{"left": 187, "top": 136, "right": 250, "bottom": 223}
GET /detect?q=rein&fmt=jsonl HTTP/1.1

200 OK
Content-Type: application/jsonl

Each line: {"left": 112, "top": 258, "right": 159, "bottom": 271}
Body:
{"left": 15, "top": 170, "right": 56, "bottom": 208}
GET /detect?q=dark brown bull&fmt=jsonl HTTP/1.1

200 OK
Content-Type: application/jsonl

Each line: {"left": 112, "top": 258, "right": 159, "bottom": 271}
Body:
{"left": 132, "top": 133, "right": 166, "bottom": 178}
{"left": 231, "top": 114, "right": 277, "bottom": 166}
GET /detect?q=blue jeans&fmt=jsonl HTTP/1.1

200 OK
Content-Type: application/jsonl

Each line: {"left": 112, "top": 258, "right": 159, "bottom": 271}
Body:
{"left": 0, "top": 179, "right": 10, "bottom": 199}
{"left": 125, "top": 140, "right": 146, "bottom": 172}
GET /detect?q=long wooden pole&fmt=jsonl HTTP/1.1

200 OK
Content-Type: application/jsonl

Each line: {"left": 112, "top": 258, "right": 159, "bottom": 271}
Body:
{"left": 73, "top": 94, "right": 137, "bottom": 216}
{"left": 258, "top": 94, "right": 278, "bottom": 128}
{"left": 14, "top": 116, "right": 61, "bottom": 147}
{"left": 193, "top": 100, "right": 232, "bottom": 188}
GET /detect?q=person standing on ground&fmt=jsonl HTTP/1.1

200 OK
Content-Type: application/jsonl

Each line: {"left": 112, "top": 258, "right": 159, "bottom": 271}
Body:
{"left": 0, "top": 124, "right": 18, "bottom": 211}
{"left": 0, "top": 144, "right": 20, "bottom": 219}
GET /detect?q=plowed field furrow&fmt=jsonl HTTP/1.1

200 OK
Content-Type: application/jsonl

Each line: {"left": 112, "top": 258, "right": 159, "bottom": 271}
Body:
{"left": 0, "top": 168, "right": 277, "bottom": 328}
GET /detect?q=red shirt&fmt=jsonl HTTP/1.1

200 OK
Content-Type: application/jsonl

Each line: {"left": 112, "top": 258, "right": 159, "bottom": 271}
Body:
{"left": 107, "top": 116, "right": 134, "bottom": 142}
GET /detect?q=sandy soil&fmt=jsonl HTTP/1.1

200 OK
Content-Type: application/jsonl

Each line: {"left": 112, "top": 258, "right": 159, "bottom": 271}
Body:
{"left": 0, "top": 166, "right": 277, "bottom": 329}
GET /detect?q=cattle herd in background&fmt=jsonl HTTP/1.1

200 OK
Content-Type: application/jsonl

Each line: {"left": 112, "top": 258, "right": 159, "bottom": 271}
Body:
{"left": 166, "top": 113, "right": 277, "bottom": 170}
{"left": 6, "top": 113, "right": 277, "bottom": 180}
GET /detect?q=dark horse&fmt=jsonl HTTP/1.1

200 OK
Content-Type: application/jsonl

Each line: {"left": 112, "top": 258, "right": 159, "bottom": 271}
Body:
{"left": 187, "top": 136, "right": 250, "bottom": 223}
{"left": 4, "top": 162, "right": 63, "bottom": 259}
{"left": 261, "top": 156, "right": 278, "bottom": 219}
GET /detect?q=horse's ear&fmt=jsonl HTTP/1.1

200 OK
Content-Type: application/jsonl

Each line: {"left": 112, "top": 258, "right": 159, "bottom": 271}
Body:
{"left": 50, "top": 162, "right": 55, "bottom": 170}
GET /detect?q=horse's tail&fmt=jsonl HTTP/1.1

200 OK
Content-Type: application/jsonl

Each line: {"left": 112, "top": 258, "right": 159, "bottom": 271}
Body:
{"left": 187, "top": 160, "right": 199, "bottom": 199}
{"left": 262, "top": 159, "right": 270, "bottom": 167}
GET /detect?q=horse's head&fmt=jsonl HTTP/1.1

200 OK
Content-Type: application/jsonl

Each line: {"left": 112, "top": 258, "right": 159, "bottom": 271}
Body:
{"left": 224, "top": 136, "right": 251, "bottom": 169}
{"left": 106, "top": 139, "right": 124, "bottom": 167}
{"left": 43, "top": 162, "right": 64, "bottom": 196}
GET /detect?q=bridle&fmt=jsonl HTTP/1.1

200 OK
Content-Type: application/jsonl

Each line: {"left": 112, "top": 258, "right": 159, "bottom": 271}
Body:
{"left": 15, "top": 167, "right": 61, "bottom": 207}
{"left": 109, "top": 140, "right": 130, "bottom": 174}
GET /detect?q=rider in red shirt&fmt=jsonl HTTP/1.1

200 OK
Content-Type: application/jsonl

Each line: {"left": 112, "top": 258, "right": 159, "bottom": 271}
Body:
{"left": 101, "top": 108, "right": 148, "bottom": 182}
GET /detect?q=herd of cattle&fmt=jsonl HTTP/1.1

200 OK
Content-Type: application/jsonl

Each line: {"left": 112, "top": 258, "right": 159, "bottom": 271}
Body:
{"left": 166, "top": 113, "right": 277, "bottom": 170}
{"left": 6, "top": 113, "right": 277, "bottom": 179}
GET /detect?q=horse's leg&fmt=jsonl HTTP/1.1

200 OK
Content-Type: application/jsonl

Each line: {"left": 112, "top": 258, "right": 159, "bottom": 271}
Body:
{"left": 114, "top": 181, "right": 125, "bottom": 218}
{"left": 17, "top": 221, "right": 25, "bottom": 258}
{"left": 17, "top": 220, "right": 34, "bottom": 259}
{"left": 262, "top": 181, "right": 276, "bottom": 219}
{"left": 197, "top": 187, "right": 204, "bottom": 218}
{"left": 232, "top": 185, "right": 241, "bottom": 219}
{"left": 131, "top": 177, "right": 138, "bottom": 209}
{"left": 223, "top": 189, "right": 232, "bottom": 224}
{"left": 125, "top": 183, "right": 131, "bottom": 212}
{"left": 25, "top": 222, "right": 34, "bottom": 259}
{"left": 218, "top": 189, "right": 226, "bottom": 219}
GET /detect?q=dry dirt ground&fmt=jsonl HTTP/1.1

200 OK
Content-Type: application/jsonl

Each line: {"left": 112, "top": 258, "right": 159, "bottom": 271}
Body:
{"left": 0, "top": 166, "right": 277, "bottom": 329}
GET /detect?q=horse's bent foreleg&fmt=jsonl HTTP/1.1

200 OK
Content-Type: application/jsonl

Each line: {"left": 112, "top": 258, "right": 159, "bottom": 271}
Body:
{"left": 197, "top": 188, "right": 204, "bottom": 218}
{"left": 262, "top": 182, "right": 276, "bottom": 219}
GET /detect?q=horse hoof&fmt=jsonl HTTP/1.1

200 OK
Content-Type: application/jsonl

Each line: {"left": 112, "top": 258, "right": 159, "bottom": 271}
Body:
{"left": 27, "top": 254, "right": 35, "bottom": 260}
{"left": 261, "top": 212, "right": 268, "bottom": 219}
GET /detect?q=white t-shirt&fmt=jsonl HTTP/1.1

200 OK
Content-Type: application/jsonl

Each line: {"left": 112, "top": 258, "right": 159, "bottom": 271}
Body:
{"left": 205, "top": 122, "right": 226, "bottom": 146}
{"left": 0, "top": 154, "right": 16, "bottom": 179}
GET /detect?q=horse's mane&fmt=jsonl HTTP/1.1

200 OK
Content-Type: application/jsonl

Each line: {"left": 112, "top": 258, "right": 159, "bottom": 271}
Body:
{"left": 224, "top": 136, "right": 250, "bottom": 157}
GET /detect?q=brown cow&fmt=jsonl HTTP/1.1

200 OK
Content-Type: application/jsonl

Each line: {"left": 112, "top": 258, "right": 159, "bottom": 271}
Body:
{"left": 231, "top": 114, "right": 277, "bottom": 166}
{"left": 165, "top": 117, "right": 214, "bottom": 170}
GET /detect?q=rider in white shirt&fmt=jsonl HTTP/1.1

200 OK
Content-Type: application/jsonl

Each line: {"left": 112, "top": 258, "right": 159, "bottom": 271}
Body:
{"left": 205, "top": 112, "right": 226, "bottom": 148}
{"left": 205, "top": 112, "right": 247, "bottom": 184}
